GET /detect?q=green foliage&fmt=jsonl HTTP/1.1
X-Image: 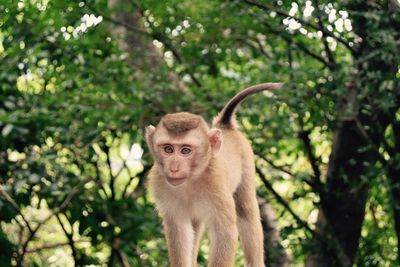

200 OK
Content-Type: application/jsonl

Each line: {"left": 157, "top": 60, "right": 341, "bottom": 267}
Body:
{"left": 0, "top": 231, "right": 14, "bottom": 267}
{"left": 0, "top": 0, "right": 399, "bottom": 266}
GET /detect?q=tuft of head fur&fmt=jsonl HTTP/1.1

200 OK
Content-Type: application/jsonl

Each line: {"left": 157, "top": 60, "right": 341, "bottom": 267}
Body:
{"left": 213, "top": 82, "right": 283, "bottom": 129}
{"left": 161, "top": 112, "right": 207, "bottom": 136}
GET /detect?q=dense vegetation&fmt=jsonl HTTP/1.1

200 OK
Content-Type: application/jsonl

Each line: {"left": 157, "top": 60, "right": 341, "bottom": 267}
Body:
{"left": 0, "top": 0, "right": 399, "bottom": 266}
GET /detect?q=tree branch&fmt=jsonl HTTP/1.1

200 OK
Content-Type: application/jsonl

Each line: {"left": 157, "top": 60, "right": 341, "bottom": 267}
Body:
{"left": 16, "top": 177, "right": 96, "bottom": 266}
{"left": 255, "top": 152, "right": 294, "bottom": 177}
{"left": 131, "top": 243, "right": 146, "bottom": 267}
{"left": 103, "top": 145, "right": 116, "bottom": 201}
{"left": 91, "top": 5, "right": 150, "bottom": 37}
{"left": 354, "top": 117, "right": 387, "bottom": 165}
{"left": 94, "top": 158, "right": 110, "bottom": 198}
{"left": 312, "top": 0, "right": 336, "bottom": 67}
{"left": 258, "top": 197, "right": 290, "bottom": 266}
{"left": 234, "top": 35, "right": 273, "bottom": 59}
{"left": 393, "top": 120, "right": 400, "bottom": 151}
{"left": 255, "top": 152, "right": 316, "bottom": 188}
{"left": 0, "top": 185, "right": 33, "bottom": 234}
{"left": 256, "top": 167, "right": 351, "bottom": 266}
{"left": 132, "top": 1, "right": 202, "bottom": 87}
{"left": 261, "top": 21, "right": 333, "bottom": 69}
{"left": 116, "top": 249, "right": 130, "bottom": 267}
{"left": 25, "top": 240, "right": 89, "bottom": 254}
{"left": 242, "top": 0, "right": 355, "bottom": 53}
{"left": 56, "top": 214, "right": 79, "bottom": 265}
{"left": 298, "top": 129, "right": 323, "bottom": 191}
{"left": 256, "top": 166, "right": 315, "bottom": 234}
{"left": 70, "top": 147, "right": 109, "bottom": 197}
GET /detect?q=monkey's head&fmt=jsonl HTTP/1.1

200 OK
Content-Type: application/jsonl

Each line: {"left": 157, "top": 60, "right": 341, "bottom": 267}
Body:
{"left": 145, "top": 112, "right": 222, "bottom": 186}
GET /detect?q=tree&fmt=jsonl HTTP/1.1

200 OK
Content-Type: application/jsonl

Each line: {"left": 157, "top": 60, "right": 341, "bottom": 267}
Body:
{"left": 1, "top": 0, "right": 399, "bottom": 266}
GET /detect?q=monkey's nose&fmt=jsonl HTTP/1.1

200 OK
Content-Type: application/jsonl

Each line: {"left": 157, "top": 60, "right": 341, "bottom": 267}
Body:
{"left": 170, "top": 168, "right": 179, "bottom": 173}
{"left": 170, "top": 162, "right": 179, "bottom": 173}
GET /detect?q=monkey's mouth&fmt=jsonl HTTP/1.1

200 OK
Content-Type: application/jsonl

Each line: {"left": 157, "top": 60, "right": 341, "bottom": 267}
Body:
{"left": 166, "top": 176, "right": 187, "bottom": 186}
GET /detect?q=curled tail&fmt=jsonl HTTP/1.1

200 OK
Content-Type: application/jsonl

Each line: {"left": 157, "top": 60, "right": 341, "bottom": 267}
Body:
{"left": 213, "top": 82, "right": 283, "bottom": 129}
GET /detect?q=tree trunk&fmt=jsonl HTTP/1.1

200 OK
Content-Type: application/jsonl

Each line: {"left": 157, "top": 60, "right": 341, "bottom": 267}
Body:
{"left": 259, "top": 198, "right": 290, "bottom": 267}
{"left": 388, "top": 121, "right": 400, "bottom": 263}
{"left": 107, "top": 0, "right": 192, "bottom": 121}
{"left": 108, "top": 0, "right": 182, "bottom": 86}
{"left": 306, "top": 121, "right": 374, "bottom": 267}
{"left": 389, "top": 166, "right": 400, "bottom": 264}
{"left": 306, "top": 2, "right": 400, "bottom": 266}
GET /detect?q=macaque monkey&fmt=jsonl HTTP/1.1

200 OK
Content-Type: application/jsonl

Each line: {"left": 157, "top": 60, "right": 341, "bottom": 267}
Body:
{"left": 145, "top": 83, "right": 283, "bottom": 267}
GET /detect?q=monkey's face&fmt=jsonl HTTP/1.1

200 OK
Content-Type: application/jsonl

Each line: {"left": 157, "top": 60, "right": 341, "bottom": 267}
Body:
{"left": 153, "top": 129, "right": 206, "bottom": 186}
{"left": 156, "top": 143, "right": 198, "bottom": 186}
{"left": 146, "top": 124, "right": 222, "bottom": 187}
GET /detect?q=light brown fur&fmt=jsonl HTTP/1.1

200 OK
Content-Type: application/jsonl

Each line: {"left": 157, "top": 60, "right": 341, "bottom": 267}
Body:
{"left": 146, "top": 83, "right": 282, "bottom": 267}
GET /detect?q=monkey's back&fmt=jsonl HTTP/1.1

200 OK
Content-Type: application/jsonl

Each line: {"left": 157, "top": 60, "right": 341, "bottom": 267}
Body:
{"left": 217, "top": 128, "right": 255, "bottom": 193}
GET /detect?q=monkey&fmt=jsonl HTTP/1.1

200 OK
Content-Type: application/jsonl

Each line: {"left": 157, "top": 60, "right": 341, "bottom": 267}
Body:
{"left": 145, "top": 83, "right": 283, "bottom": 267}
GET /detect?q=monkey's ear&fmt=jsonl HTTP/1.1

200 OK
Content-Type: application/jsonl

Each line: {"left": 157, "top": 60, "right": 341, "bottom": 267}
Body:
{"left": 208, "top": 128, "right": 222, "bottom": 155}
{"left": 145, "top": 125, "right": 156, "bottom": 145}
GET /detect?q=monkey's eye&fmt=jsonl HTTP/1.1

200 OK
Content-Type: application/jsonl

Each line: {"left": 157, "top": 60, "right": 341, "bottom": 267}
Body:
{"left": 180, "top": 147, "right": 192, "bottom": 155}
{"left": 163, "top": 145, "right": 174, "bottom": 154}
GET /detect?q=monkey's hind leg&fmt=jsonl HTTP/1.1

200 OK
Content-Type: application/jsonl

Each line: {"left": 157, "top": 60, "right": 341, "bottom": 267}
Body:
{"left": 207, "top": 198, "right": 238, "bottom": 267}
{"left": 234, "top": 182, "right": 265, "bottom": 267}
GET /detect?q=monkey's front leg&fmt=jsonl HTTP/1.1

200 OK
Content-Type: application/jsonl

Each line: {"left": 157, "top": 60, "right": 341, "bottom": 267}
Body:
{"left": 207, "top": 201, "right": 238, "bottom": 267}
{"left": 163, "top": 216, "right": 194, "bottom": 267}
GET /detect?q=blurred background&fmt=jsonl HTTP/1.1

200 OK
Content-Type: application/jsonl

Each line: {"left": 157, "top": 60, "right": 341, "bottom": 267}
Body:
{"left": 0, "top": 0, "right": 399, "bottom": 266}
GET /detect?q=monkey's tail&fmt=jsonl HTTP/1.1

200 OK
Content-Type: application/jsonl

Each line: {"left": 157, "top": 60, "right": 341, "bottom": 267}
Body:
{"left": 213, "top": 82, "right": 283, "bottom": 129}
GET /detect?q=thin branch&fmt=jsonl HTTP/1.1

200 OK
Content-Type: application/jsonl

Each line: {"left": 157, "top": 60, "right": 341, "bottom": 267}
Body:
{"left": 242, "top": 0, "right": 355, "bottom": 53}
{"left": 290, "top": 44, "right": 322, "bottom": 190}
{"left": 16, "top": 219, "right": 25, "bottom": 249}
{"left": 131, "top": 243, "right": 146, "bottom": 267}
{"left": 91, "top": 6, "right": 149, "bottom": 37}
{"left": 17, "top": 177, "right": 96, "bottom": 266}
{"left": 94, "top": 158, "right": 109, "bottom": 198}
{"left": 368, "top": 202, "right": 380, "bottom": 231}
{"left": 353, "top": 117, "right": 400, "bottom": 265}
{"left": 256, "top": 166, "right": 315, "bottom": 234}
{"left": 25, "top": 240, "right": 89, "bottom": 254}
{"left": 393, "top": 120, "right": 400, "bottom": 150}
{"left": 312, "top": 0, "right": 336, "bottom": 67}
{"left": 298, "top": 129, "right": 323, "bottom": 190}
{"left": 104, "top": 145, "right": 116, "bottom": 201}
{"left": 255, "top": 152, "right": 315, "bottom": 188}
{"left": 289, "top": 41, "right": 322, "bottom": 191}
{"left": 116, "top": 249, "right": 130, "bottom": 267}
{"left": 380, "top": 125, "right": 396, "bottom": 156}
{"left": 256, "top": 166, "right": 351, "bottom": 266}
{"left": 0, "top": 185, "right": 33, "bottom": 233}
{"left": 132, "top": 1, "right": 202, "bottom": 87}
{"left": 234, "top": 36, "right": 273, "bottom": 59}
{"left": 255, "top": 152, "right": 294, "bottom": 177}
{"left": 354, "top": 117, "right": 387, "bottom": 165}
{"left": 122, "top": 162, "right": 137, "bottom": 198}
{"left": 295, "top": 40, "right": 333, "bottom": 69}
{"left": 131, "top": 0, "right": 223, "bottom": 109}
{"left": 368, "top": 201, "right": 390, "bottom": 261}
{"left": 253, "top": 35, "right": 274, "bottom": 58}
{"left": 56, "top": 214, "right": 79, "bottom": 265}
{"left": 99, "top": 0, "right": 221, "bottom": 109}
{"left": 261, "top": 21, "right": 333, "bottom": 69}
{"left": 70, "top": 147, "right": 109, "bottom": 197}
{"left": 52, "top": 178, "right": 95, "bottom": 216}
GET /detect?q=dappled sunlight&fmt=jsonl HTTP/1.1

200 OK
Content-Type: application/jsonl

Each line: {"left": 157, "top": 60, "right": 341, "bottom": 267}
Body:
{"left": 1, "top": 0, "right": 399, "bottom": 266}
{"left": 61, "top": 14, "right": 103, "bottom": 40}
